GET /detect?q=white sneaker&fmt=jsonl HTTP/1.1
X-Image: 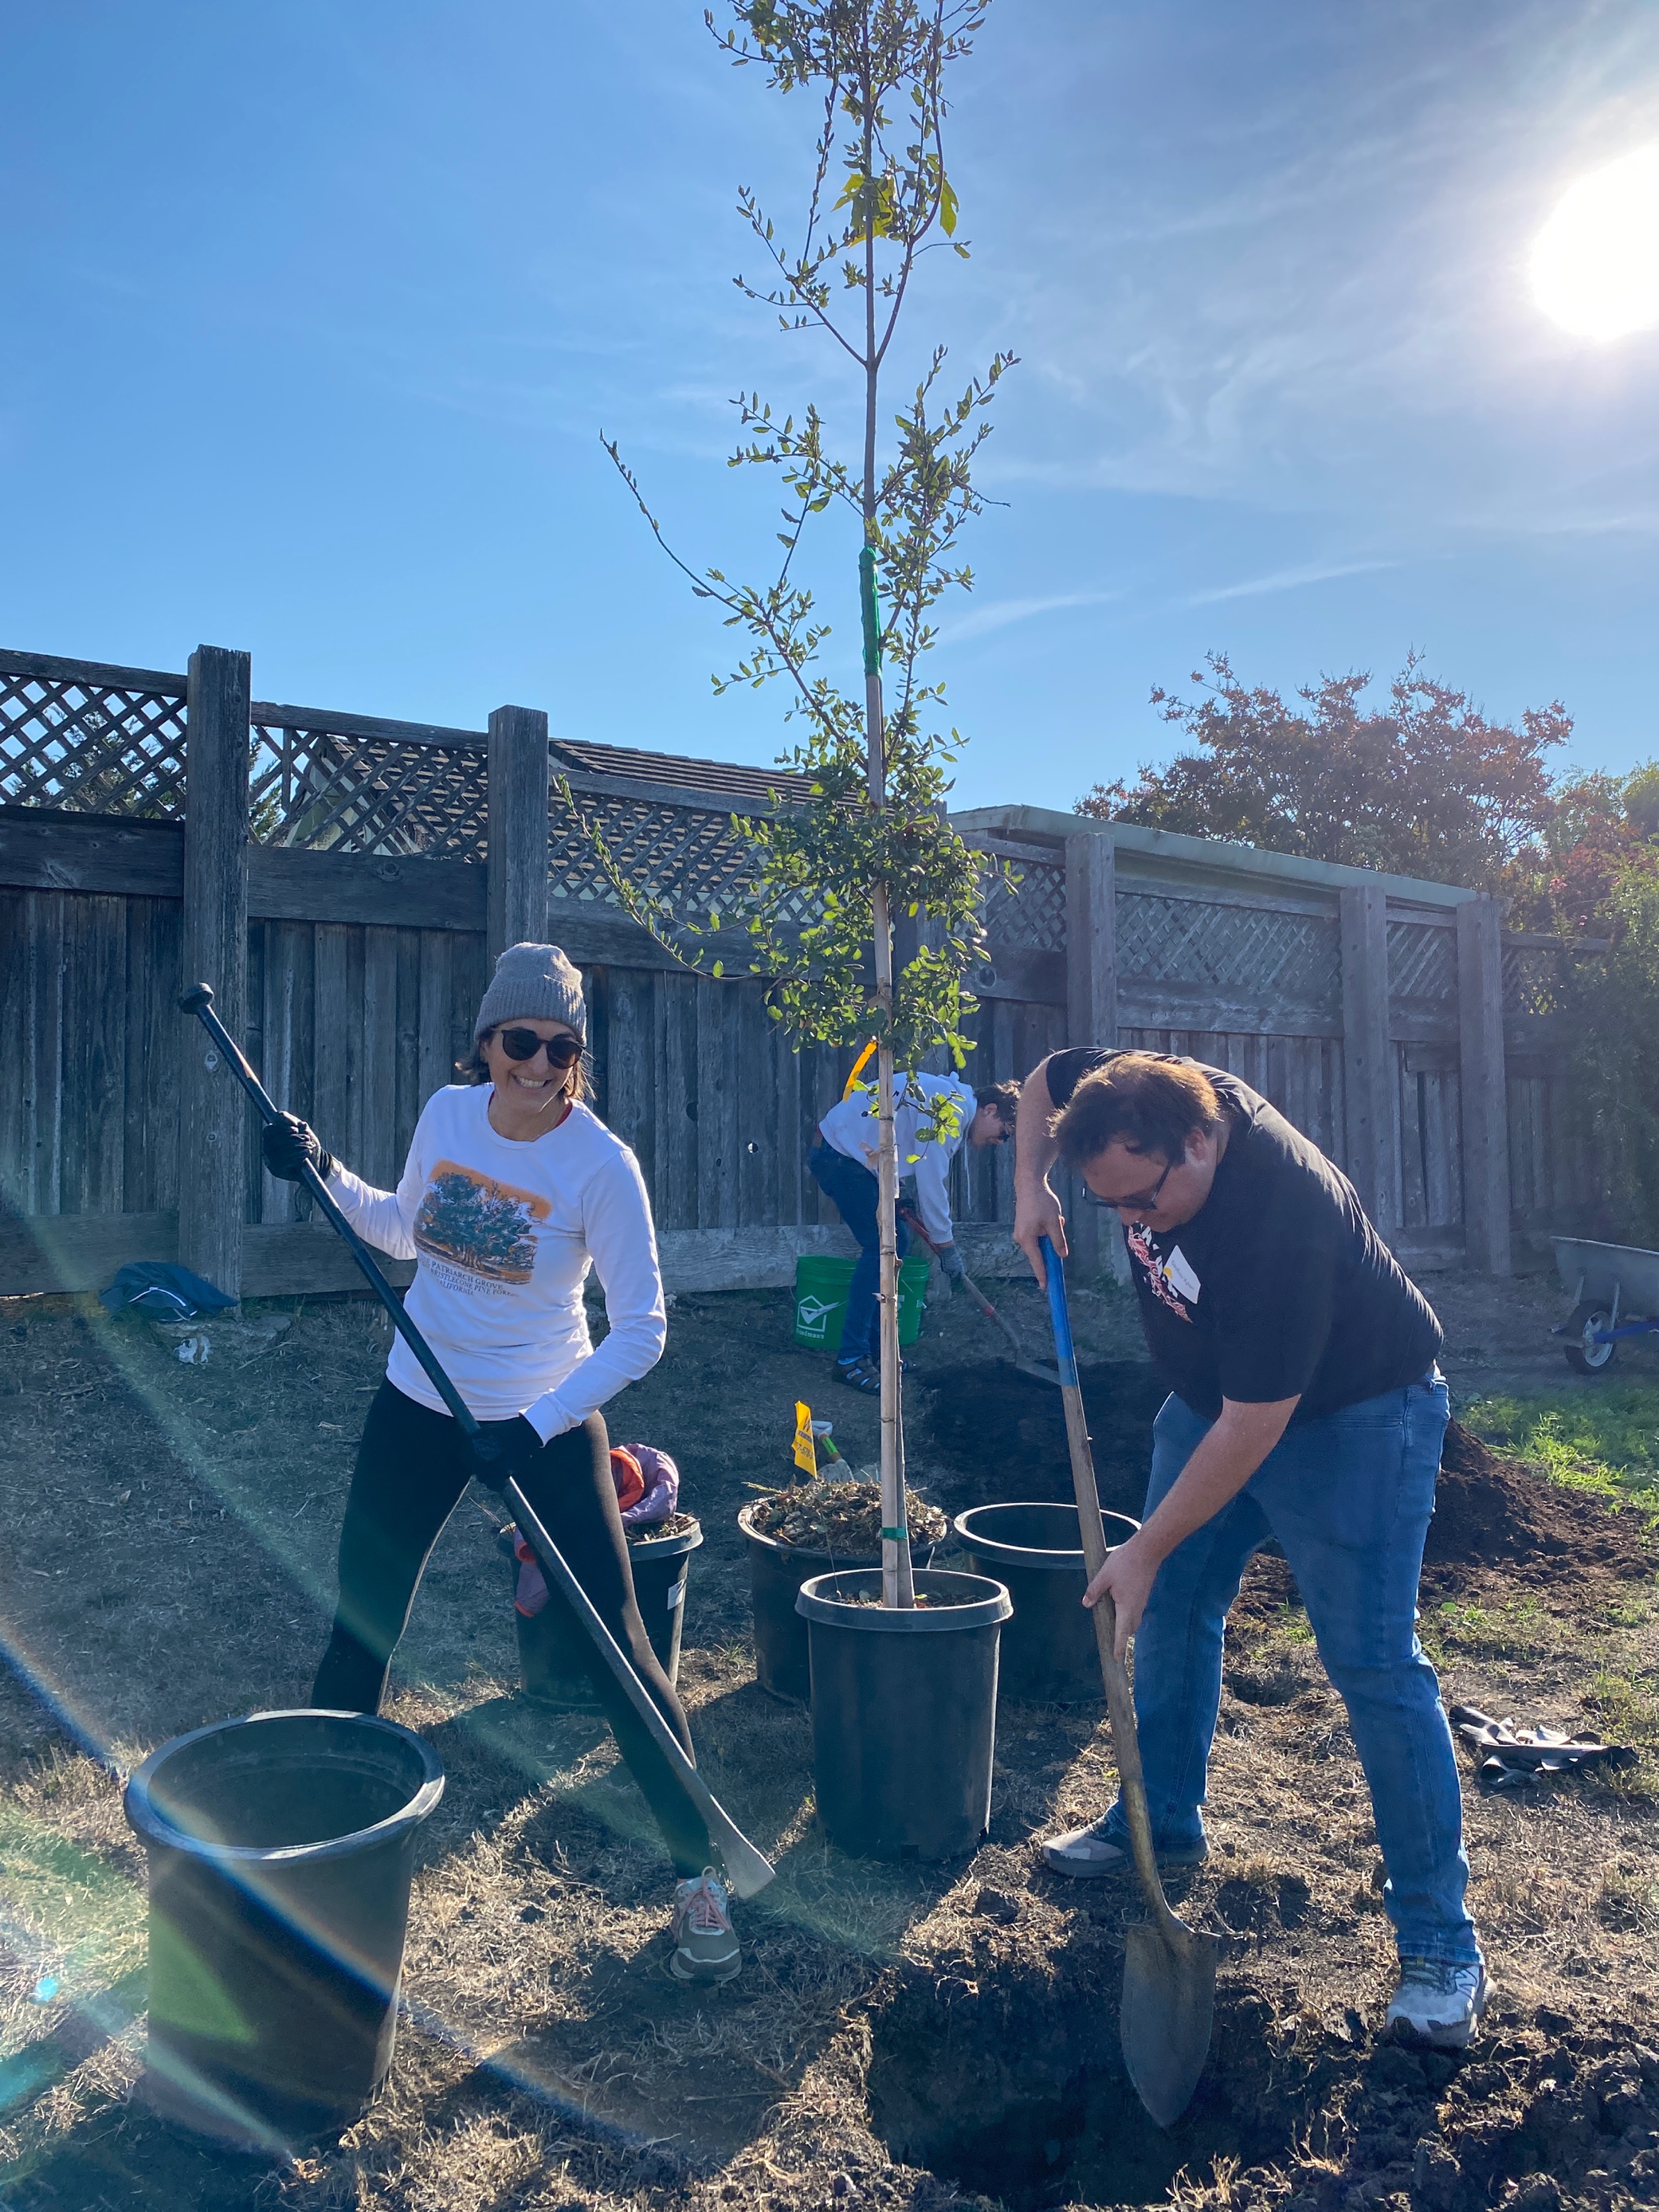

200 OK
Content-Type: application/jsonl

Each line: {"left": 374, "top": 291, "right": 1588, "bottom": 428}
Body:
{"left": 1386, "top": 1959, "right": 1490, "bottom": 2049}
{"left": 669, "top": 1870, "right": 740, "bottom": 1985}
{"left": 1040, "top": 1815, "right": 1209, "bottom": 1880}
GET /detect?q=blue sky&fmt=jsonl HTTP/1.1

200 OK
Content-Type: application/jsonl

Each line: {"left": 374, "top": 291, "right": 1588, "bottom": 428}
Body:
{"left": 4, "top": 0, "right": 1659, "bottom": 813}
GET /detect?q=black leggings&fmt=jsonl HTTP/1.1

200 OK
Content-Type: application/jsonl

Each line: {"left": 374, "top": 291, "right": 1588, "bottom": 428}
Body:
{"left": 312, "top": 1382, "right": 711, "bottom": 1877}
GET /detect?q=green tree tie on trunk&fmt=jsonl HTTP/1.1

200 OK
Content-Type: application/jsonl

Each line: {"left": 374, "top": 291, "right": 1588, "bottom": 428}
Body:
{"left": 581, "top": 0, "right": 1014, "bottom": 1607}
{"left": 860, "top": 543, "right": 881, "bottom": 679}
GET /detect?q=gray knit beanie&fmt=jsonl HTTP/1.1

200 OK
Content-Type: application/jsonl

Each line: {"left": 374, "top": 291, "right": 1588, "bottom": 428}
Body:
{"left": 475, "top": 943, "right": 586, "bottom": 1042}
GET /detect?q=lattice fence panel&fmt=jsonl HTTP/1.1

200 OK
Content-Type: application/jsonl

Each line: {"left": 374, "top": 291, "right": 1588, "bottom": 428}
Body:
{"left": 1503, "top": 939, "right": 1576, "bottom": 1017}
{"left": 1387, "top": 919, "right": 1457, "bottom": 1003}
{"left": 1116, "top": 893, "right": 1340, "bottom": 1010}
{"left": 0, "top": 667, "right": 188, "bottom": 816}
{"left": 249, "top": 724, "right": 488, "bottom": 858}
{"left": 551, "top": 792, "right": 819, "bottom": 924}
{"left": 982, "top": 859, "right": 1067, "bottom": 953}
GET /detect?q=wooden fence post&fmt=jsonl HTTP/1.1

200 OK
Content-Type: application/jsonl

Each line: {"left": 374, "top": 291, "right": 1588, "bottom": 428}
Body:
{"left": 178, "top": 644, "right": 251, "bottom": 1299}
{"left": 1339, "top": 882, "right": 1394, "bottom": 1236}
{"left": 1065, "top": 831, "right": 1119, "bottom": 1277}
{"left": 488, "top": 706, "right": 551, "bottom": 959}
{"left": 1457, "top": 893, "right": 1512, "bottom": 1278}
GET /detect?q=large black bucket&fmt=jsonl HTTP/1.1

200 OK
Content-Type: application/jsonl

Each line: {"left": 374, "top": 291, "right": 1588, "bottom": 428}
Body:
{"left": 124, "top": 1709, "right": 444, "bottom": 2151}
{"left": 518, "top": 1519, "right": 703, "bottom": 1712}
{"left": 796, "top": 1569, "right": 1012, "bottom": 1861}
{"left": 739, "top": 1504, "right": 935, "bottom": 1703}
{"left": 952, "top": 1501, "right": 1141, "bottom": 1704}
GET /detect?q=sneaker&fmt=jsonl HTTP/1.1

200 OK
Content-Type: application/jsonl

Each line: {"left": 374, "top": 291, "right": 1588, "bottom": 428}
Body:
{"left": 833, "top": 1355, "right": 909, "bottom": 1390}
{"left": 833, "top": 1358, "right": 881, "bottom": 1394}
{"left": 1386, "top": 1959, "right": 1490, "bottom": 2049}
{"left": 669, "top": 1869, "right": 740, "bottom": 1985}
{"left": 1039, "top": 1816, "right": 1209, "bottom": 1880}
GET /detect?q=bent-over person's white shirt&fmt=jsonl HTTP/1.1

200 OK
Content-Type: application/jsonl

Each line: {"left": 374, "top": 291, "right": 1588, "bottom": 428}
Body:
{"left": 817, "top": 1072, "right": 975, "bottom": 1246}
{"left": 325, "top": 1084, "right": 666, "bottom": 1441}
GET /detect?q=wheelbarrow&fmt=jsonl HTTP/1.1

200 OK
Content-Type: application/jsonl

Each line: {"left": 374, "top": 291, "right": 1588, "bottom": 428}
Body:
{"left": 1551, "top": 1235, "right": 1659, "bottom": 1375}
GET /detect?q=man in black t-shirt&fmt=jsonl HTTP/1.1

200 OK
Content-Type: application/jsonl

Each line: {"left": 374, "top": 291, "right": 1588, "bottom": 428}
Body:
{"left": 1014, "top": 1048, "right": 1487, "bottom": 2049}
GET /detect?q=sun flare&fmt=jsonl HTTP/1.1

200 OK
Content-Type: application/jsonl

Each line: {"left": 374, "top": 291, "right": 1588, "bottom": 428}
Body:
{"left": 1532, "top": 146, "right": 1659, "bottom": 340}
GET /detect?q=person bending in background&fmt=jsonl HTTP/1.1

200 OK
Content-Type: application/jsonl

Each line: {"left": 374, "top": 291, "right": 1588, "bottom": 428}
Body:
{"left": 261, "top": 941, "right": 739, "bottom": 1986}
{"left": 809, "top": 1073, "right": 1018, "bottom": 1392}
{"left": 1014, "top": 1048, "right": 1485, "bottom": 2050}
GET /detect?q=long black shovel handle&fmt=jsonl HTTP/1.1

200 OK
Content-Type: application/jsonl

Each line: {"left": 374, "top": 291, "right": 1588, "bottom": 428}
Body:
{"left": 1040, "top": 1237, "right": 1183, "bottom": 1947}
{"left": 499, "top": 1479, "right": 775, "bottom": 1897}
{"left": 178, "top": 983, "right": 477, "bottom": 1431}
{"left": 178, "top": 982, "right": 777, "bottom": 1899}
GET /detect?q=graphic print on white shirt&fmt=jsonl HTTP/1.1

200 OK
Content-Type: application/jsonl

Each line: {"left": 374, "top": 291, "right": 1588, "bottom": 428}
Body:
{"left": 414, "top": 1160, "right": 549, "bottom": 1287}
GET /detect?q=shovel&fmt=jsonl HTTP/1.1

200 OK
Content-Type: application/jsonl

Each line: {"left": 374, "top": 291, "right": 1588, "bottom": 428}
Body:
{"left": 900, "top": 1210, "right": 1060, "bottom": 1386}
{"left": 1040, "top": 1235, "right": 1216, "bottom": 2127}
{"left": 178, "top": 982, "right": 776, "bottom": 1900}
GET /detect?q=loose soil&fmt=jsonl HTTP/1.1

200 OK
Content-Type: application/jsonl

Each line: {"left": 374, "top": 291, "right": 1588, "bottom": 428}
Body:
{"left": 0, "top": 1265, "right": 1655, "bottom": 2212}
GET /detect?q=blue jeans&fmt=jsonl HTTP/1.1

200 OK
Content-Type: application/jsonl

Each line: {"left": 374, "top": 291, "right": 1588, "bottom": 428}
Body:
{"left": 806, "top": 1143, "right": 910, "bottom": 1363}
{"left": 1098, "top": 1375, "right": 1480, "bottom": 1967}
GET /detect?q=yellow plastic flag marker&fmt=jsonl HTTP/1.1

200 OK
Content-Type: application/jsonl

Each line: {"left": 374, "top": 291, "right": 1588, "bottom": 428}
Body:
{"left": 844, "top": 1037, "right": 877, "bottom": 1099}
{"left": 793, "top": 1401, "right": 818, "bottom": 1478}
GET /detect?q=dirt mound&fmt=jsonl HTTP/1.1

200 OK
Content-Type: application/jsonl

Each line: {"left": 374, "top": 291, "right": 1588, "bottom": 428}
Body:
{"left": 1430, "top": 1419, "right": 1657, "bottom": 1587}
{"left": 918, "top": 1359, "right": 1166, "bottom": 1521}
{"left": 923, "top": 1369, "right": 1656, "bottom": 1594}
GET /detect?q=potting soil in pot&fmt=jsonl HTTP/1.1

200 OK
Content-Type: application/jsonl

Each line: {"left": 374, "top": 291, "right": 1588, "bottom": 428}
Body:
{"left": 625, "top": 1511, "right": 696, "bottom": 1543}
{"left": 747, "top": 1477, "right": 947, "bottom": 1551}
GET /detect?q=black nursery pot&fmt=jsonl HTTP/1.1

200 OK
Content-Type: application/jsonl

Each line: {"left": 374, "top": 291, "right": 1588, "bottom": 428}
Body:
{"left": 795, "top": 1568, "right": 1013, "bottom": 1861}
{"left": 738, "top": 1502, "right": 938, "bottom": 1704}
{"left": 518, "top": 1520, "right": 703, "bottom": 1712}
{"left": 952, "top": 1501, "right": 1141, "bottom": 1704}
{"left": 123, "top": 1709, "right": 443, "bottom": 2152}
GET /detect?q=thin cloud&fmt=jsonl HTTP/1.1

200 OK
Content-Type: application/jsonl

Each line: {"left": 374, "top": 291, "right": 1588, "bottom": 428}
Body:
{"left": 1183, "top": 557, "right": 1398, "bottom": 606}
{"left": 943, "top": 588, "right": 1122, "bottom": 644}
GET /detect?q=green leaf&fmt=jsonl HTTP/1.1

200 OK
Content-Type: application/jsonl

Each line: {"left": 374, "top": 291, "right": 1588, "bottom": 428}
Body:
{"left": 939, "top": 178, "right": 959, "bottom": 237}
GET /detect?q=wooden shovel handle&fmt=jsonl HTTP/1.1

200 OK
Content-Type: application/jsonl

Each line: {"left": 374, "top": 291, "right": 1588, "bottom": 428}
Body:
{"left": 1041, "top": 1238, "right": 1185, "bottom": 1947}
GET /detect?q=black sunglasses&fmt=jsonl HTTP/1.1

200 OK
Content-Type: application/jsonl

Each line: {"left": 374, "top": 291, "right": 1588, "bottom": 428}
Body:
{"left": 1083, "top": 1154, "right": 1175, "bottom": 1214}
{"left": 496, "top": 1028, "right": 582, "bottom": 1069}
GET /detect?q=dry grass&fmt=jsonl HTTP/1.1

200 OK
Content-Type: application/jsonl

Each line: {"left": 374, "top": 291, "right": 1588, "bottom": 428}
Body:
{"left": 0, "top": 1273, "right": 1656, "bottom": 2210}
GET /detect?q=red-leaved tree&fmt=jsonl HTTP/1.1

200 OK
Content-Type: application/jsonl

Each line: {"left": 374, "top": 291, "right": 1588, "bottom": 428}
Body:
{"left": 1081, "top": 653, "right": 1570, "bottom": 892}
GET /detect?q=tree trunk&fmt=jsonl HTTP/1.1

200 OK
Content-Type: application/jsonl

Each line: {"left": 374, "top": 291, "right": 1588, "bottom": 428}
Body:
{"left": 857, "top": 72, "right": 912, "bottom": 1611}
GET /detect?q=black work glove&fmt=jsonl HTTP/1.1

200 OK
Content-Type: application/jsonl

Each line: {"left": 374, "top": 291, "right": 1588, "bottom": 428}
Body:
{"left": 261, "top": 1112, "right": 335, "bottom": 1184}
{"left": 935, "top": 1241, "right": 967, "bottom": 1284}
{"left": 468, "top": 1416, "right": 544, "bottom": 1496}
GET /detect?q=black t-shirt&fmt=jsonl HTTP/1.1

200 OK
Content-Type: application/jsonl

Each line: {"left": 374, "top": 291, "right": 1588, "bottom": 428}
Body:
{"left": 1045, "top": 1049, "right": 1442, "bottom": 1421}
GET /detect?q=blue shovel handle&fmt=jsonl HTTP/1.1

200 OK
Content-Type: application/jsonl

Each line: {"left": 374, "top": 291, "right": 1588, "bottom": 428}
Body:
{"left": 1041, "top": 1236, "right": 1080, "bottom": 1390}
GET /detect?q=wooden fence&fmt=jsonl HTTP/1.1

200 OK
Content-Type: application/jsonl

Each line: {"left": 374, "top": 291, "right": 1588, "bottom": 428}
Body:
{"left": 0, "top": 642, "right": 1595, "bottom": 1303}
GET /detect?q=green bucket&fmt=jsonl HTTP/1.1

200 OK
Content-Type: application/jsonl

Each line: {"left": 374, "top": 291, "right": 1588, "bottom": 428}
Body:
{"left": 793, "top": 1254, "right": 930, "bottom": 1354}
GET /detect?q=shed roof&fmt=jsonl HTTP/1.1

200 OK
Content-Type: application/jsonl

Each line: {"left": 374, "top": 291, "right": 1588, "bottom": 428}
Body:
{"left": 551, "top": 737, "right": 813, "bottom": 806}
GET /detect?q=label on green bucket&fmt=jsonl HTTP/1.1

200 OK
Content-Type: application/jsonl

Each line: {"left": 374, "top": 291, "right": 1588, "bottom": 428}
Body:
{"left": 792, "top": 1255, "right": 929, "bottom": 1352}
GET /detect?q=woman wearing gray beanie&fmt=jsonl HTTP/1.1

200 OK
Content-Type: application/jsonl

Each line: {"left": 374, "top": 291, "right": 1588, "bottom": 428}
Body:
{"left": 260, "top": 942, "right": 739, "bottom": 1986}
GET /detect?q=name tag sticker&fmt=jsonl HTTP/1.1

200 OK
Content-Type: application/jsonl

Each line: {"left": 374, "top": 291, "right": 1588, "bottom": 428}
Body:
{"left": 1163, "top": 1245, "right": 1202, "bottom": 1303}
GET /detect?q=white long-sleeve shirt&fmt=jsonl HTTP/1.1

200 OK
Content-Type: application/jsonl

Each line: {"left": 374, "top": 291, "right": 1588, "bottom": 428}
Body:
{"left": 326, "top": 1084, "right": 666, "bottom": 1441}
{"left": 817, "top": 1072, "right": 975, "bottom": 1245}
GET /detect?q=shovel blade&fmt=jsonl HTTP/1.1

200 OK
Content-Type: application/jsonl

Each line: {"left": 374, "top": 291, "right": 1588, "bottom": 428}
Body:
{"left": 1120, "top": 1918, "right": 1218, "bottom": 2129}
{"left": 1018, "top": 1361, "right": 1063, "bottom": 1387}
{"left": 718, "top": 1823, "right": 779, "bottom": 1901}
